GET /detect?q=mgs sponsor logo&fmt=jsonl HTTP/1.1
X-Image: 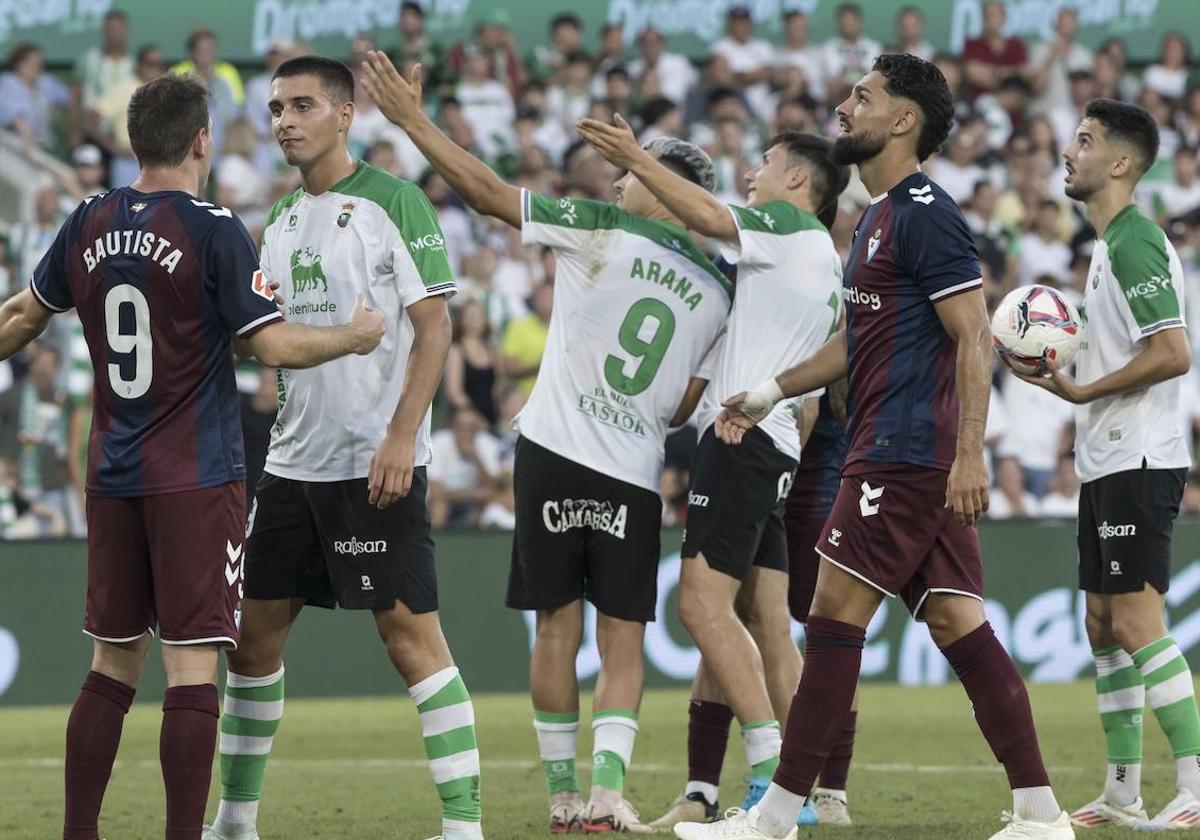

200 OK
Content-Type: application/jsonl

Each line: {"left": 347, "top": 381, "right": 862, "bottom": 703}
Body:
{"left": 1097, "top": 521, "right": 1136, "bottom": 540}
{"left": 843, "top": 285, "right": 882, "bottom": 311}
{"left": 543, "top": 499, "right": 629, "bottom": 539}
{"left": 1125, "top": 275, "right": 1172, "bottom": 302}
{"left": 333, "top": 538, "right": 388, "bottom": 556}
{"left": 409, "top": 233, "right": 446, "bottom": 251}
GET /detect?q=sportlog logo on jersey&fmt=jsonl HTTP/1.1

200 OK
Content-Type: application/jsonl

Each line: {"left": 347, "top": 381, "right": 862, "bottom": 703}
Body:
{"left": 287, "top": 246, "right": 338, "bottom": 316}
{"left": 542, "top": 499, "right": 629, "bottom": 539}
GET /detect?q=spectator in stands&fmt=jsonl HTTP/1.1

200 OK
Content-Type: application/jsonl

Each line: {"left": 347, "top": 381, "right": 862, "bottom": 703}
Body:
{"left": 1016, "top": 198, "right": 1073, "bottom": 287}
{"left": 215, "top": 118, "right": 270, "bottom": 229}
{"left": 0, "top": 455, "right": 64, "bottom": 539}
{"left": 501, "top": 279, "right": 552, "bottom": 396}
{"left": 0, "top": 240, "right": 12, "bottom": 298}
{"left": 638, "top": 96, "right": 683, "bottom": 144}
{"left": 1152, "top": 145, "right": 1200, "bottom": 222}
{"left": 456, "top": 45, "right": 517, "bottom": 161}
{"left": 396, "top": 1, "right": 442, "bottom": 76}
{"left": 13, "top": 344, "right": 71, "bottom": 535}
{"left": 1049, "top": 69, "right": 1096, "bottom": 154}
{"left": 708, "top": 116, "right": 751, "bottom": 204}
{"left": 545, "top": 50, "right": 593, "bottom": 135}
{"left": 240, "top": 367, "right": 277, "bottom": 494}
{"left": 712, "top": 5, "right": 775, "bottom": 120}
{"left": 245, "top": 41, "right": 294, "bottom": 152}
{"left": 1177, "top": 87, "right": 1200, "bottom": 148}
{"left": 1027, "top": 7, "right": 1093, "bottom": 112}
{"left": 447, "top": 10, "right": 527, "bottom": 93}
{"left": 821, "top": 2, "right": 882, "bottom": 104}
{"left": 8, "top": 184, "right": 66, "bottom": 287}
{"left": 928, "top": 127, "right": 988, "bottom": 203}
{"left": 445, "top": 297, "right": 499, "bottom": 427}
{"left": 994, "top": 372, "right": 1074, "bottom": 517}
{"left": 591, "top": 23, "right": 627, "bottom": 96}
{"left": 1144, "top": 32, "right": 1192, "bottom": 101}
{"left": 776, "top": 10, "right": 825, "bottom": 104}
{"left": 0, "top": 44, "right": 70, "bottom": 149}
{"left": 892, "top": 5, "right": 935, "bottom": 61}
{"left": 963, "top": 0, "right": 1027, "bottom": 99}
{"left": 530, "top": 12, "right": 583, "bottom": 82}
{"left": 427, "top": 409, "right": 505, "bottom": 529}
{"left": 964, "top": 180, "right": 1017, "bottom": 295}
{"left": 74, "top": 9, "right": 134, "bottom": 123}
{"left": 59, "top": 143, "right": 107, "bottom": 203}
{"left": 1097, "top": 37, "right": 1143, "bottom": 102}
{"left": 172, "top": 29, "right": 244, "bottom": 156}
{"left": 629, "top": 27, "right": 697, "bottom": 106}
{"left": 87, "top": 43, "right": 165, "bottom": 188}
{"left": 1038, "top": 454, "right": 1082, "bottom": 517}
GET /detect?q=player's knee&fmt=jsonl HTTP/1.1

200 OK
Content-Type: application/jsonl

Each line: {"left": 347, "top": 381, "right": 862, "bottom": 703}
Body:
{"left": 1084, "top": 608, "right": 1112, "bottom": 650}
{"left": 677, "top": 585, "right": 717, "bottom": 635}
{"left": 923, "top": 599, "right": 984, "bottom": 649}
{"left": 1109, "top": 608, "right": 1161, "bottom": 653}
{"left": 90, "top": 638, "right": 150, "bottom": 687}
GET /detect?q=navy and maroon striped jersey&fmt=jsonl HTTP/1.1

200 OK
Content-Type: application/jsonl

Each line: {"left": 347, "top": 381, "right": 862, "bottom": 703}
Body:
{"left": 841, "top": 172, "right": 982, "bottom": 476}
{"left": 30, "top": 188, "right": 284, "bottom": 497}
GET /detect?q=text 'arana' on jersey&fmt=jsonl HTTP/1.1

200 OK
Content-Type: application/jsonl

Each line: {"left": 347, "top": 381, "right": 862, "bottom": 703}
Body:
{"left": 629, "top": 257, "right": 703, "bottom": 311}
{"left": 82, "top": 229, "right": 184, "bottom": 275}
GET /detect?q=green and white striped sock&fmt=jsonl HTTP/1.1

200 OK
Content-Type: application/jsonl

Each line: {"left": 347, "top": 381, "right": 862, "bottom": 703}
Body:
{"left": 1093, "top": 646, "right": 1144, "bottom": 806}
{"left": 410, "top": 666, "right": 482, "bottom": 832}
{"left": 533, "top": 709, "right": 580, "bottom": 795}
{"left": 742, "top": 720, "right": 782, "bottom": 780}
{"left": 215, "top": 665, "right": 285, "bottom": 830}
{"left": 591, "top": 710, "right": 638, "bottom": 794}
{"left": 1134, "top": 637, "right": 1200, "bottom": 797}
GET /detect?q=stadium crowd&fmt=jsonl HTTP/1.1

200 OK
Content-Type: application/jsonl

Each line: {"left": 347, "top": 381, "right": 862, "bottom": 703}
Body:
{"left": 0, "top": 1, "right": 1199, "bottom": 536}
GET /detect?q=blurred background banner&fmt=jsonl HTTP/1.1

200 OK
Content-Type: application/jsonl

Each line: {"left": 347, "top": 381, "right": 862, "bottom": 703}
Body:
{"left": 6, "top": 520, "right": 1200, "bottom": 705}
{"left": 0, "top": 0, "right": 1184, "bottom": 65}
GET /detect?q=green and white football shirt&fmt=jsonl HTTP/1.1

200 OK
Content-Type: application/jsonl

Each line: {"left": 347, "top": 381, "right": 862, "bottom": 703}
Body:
{"left": 1075, "top": 203, "right": 1189, "bottom": 482}
{"left": 700, "top": 201, "right": 843, "bottom": 461}
{"left": 260, "top": 163, "right": 455, "bottom": 482}
{"left": 517, "top": 189, "right": 731, "bottom": 493}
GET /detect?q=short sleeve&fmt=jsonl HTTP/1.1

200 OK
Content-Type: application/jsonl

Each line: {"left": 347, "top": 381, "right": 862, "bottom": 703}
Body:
{"left": 207, "top": 215, "right": 284, "bottom": 338}
{"left": 719, "top": 201, "right": 824, "bottom": 269}
{"left": 520, "top": 189, "right": 611, "bottom": 254}
{"left": 29, "top": 212, "right": 78, "bottom": 313}
{"left": 896, "top": 199, "right": 982, "bottom": 302}
{"left": 1111, "top": 229, "right": 1184, "bottom": 341}
{"left": 695, "top": 330, "right": 726, "bottom": 380}
{"left": 389, "top": 183, "right": 456, "bottom": 308}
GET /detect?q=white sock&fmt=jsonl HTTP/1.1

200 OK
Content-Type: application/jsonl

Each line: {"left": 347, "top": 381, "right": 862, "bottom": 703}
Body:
{"left": 754, "top": 782, "right": 807, "bottom": 838}
{"left": 214, "top": 798, "right": 259, "bottom": 827}
{"left": 1176, "top": 755, "right": 1200, "bottom": 798}
{"left": 1103, "top": 762, "right": 1141, "bottom": 806}
{"left": 685, "top": 780, "right": 719, "bottom": 805}
{"left": 441, "top": 817, "right": 485, "bottom": 838}
{"left": 1012, "top": 786, "right": 1062, "bottom": 823}
{"left": 741, "top": 721, "right": 782, "bottom": 772}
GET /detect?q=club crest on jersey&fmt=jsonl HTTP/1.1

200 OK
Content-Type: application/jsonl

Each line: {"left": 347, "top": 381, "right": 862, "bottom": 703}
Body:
{"left": 337, "top": 202, "right": 354, "bottom": 228}
{"left": 867, "top": 228, "right": 882, "bottom": 262}
{"left": 908, "top": 184, "right": 935, "bottom": 205}
{"left": 286, "top": 213, "right": 298, "bottom": 231}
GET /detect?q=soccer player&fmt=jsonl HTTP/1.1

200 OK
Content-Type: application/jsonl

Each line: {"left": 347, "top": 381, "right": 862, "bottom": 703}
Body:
{"left": 0, "top": 74, "right": 383, "bottom": 840}
{"left": 577, "top": 117, "right": 848, "bottom": 828}
{"left": 1016, "top": 100, "right": 1198, "bottom": 831}
{"left": 359, "top": 52, "right": 729, "bottom": 833}
{"left": 204, "top": 57, "right": 477, "bottom": 840}
{"left": 678, "top": 54, "right": 1075, "bottom": 840}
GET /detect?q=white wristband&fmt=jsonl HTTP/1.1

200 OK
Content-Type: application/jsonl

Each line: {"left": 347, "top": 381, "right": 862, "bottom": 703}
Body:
{"left": 749, "top": 377, "right": 784, "bottom": 407}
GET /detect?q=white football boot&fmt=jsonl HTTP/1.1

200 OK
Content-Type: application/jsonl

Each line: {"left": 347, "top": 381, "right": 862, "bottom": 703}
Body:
{"left": 988, "top": 810, "right": 1075, "bottom": 839}
{"left": 673, "top": 807, "right": 797, "bottom": 840}
{"left": 1068, "top": 794, "right": 1147, "bottom": 828}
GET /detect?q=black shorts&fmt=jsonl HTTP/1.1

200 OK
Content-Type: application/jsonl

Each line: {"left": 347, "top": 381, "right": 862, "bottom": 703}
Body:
{"left": 681, "top": 426, "right": 798, "bottom": 580}
{"left": 244, "top": 470, "right": 437, "bottom": 612}
{"left": 1078, "top": 466, "right": 1186, "bottom": 595}
{"left": 505, "top": 437, "right": 662, "bottom": 623}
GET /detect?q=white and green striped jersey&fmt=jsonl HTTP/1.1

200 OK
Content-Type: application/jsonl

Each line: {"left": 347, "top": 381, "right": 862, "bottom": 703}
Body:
{"left": 1075, "top": 204, "right": 1190, "bottom": 482}
{"left": 517, "top": 189, "right": 731, "bottom": 493}
{"left": 700, "top": 201, "right": 843, "bottom": 461}
{"left": 260, "top": 163, "right": 455, "bottom": 482}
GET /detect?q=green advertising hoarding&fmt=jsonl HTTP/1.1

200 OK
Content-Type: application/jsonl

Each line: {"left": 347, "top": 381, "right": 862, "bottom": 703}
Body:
{"left": 0, "top": 0, "right": 1181, "bottom": 67}
{"left": 5, "top": 519, "right": 1200, "bottom": 706}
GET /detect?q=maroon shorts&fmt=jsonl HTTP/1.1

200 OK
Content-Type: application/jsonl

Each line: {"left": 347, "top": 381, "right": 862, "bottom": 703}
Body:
{"left": 84, "top": 481, "right": 247, "bottom": 647}
{"left": 785, "top": 508, "right": 826, "bottom": 623}
{"left": 817, "top": 463, "right": 983, "bottom": 620}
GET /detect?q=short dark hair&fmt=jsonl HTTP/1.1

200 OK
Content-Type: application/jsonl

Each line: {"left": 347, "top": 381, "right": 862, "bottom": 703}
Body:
{"left": 104, "top": 9, "right": 128, "bottom": 22}
{"left": 273, "top": 55, "right": 355, "bottom": 104}
{"left": 551, "top": 13, "right": 582, "bottom": 31}
{"left": 401, "top": 1, "right": 424, "bottom": 15}
{"left": 1084, "top": 98, "right": 1160, "bottom": 175}
{"left": 6, "top": 42, "right": 39, "bottom": 71}
{"left": 641, "top": 96, "right": 677, "bottom": 126}
{"left": 767, "top": 132, "right": 850, "bottom": 229}
{"left": 873, "top": 53, "right": 955, "bottom": 161}
{"left": 127, "top": 74, "right": 210, "bottom": 167}
{"left": 186, "top": 28, "right": 215, "bottom": 53}
{"left": 837, "top": 3, "right": 863, "bottom": 18}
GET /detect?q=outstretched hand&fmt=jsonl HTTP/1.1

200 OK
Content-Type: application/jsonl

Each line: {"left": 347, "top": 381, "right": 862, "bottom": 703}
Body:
{"left": 360, "top": 51, "right": 425, "bottom": 128}
{"left": 576, "top": 113, "right": 647, "bottom": 171}
{"left": 1013, "top": 358, "right": 1090, "bottom": 404}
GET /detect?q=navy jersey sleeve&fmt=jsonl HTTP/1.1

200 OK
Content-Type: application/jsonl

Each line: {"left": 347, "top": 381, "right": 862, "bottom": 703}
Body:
{"left": 895, "top": 198, "right": 982, "bottom": 302}
{"left": 29, "top": 209, "right": 80, "bottom": 312}
{"left": 206, "top": 215, "right": 285, "bottom": 338}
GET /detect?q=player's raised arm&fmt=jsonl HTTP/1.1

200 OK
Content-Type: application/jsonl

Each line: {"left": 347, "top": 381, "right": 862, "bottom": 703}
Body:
{"left": 360, "top": 51, "right": 522, "bottom": 229}
{"left": 715, "top": 328, "right": 848, "bottom": 444}
{"left": 577, "top": 114, "right": 737, "bottom": 244}
{"left": 933, "top": 288, "right": 992, "bottom": 526}
{"left": 0, "top": 289, "right": 55, "bottom": 359}
{"left": 243, "top": 296, "right": 384, "bottom": 368}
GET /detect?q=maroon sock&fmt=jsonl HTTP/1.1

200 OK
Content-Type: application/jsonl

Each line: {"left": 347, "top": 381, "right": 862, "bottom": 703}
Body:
{"left": 941, "top": 622, "right": 1050, "bottom": 790}
{"left": 774, "top": 617, "right": 864, "bottom": 796}
{"left": 160, "top": 684, "right": 219, "bottom": 840}
{"left": 64, "top": 671, "right": 136, "bottom": 840}
{"left": 818, "top": 710, "right": 857, "bottom": 791}
{"left": 687, "top": 700, "right": 734, "bottom": 789}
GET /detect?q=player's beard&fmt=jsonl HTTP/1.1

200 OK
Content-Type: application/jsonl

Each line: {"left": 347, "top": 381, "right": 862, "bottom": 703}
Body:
{"left": 1064, "top": 170, "right": 1101, "bottom": 202}
{"left": 831, "top": 129, "right": 889, "bottom": 166}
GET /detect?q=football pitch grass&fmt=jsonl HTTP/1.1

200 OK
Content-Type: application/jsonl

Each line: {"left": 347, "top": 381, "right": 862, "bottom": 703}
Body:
{"left": 1, "top": 681, "right": 1191, "bottom": 839}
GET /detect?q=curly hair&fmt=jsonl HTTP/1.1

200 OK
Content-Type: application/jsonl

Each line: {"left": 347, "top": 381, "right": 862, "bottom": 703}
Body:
{"left": 872, "top": 53, "right": 954, "bottom": 162}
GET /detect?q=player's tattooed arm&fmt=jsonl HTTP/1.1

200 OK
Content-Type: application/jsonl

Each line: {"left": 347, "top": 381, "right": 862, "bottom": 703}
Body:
{"left": 669, "top": 376, "right": 710, "bottom": 428}
{"left": 361, "top": 51, "right": 522, "bottom": 229}
{"left": 934, "top": 289, "right": 991, "bottom": 526}
{"left": 576, "top": 114, "right": 737, "bottom": 244}
{"left": 369, "top": 296, "right": 452, "bottom": 509}
{"left": 0, "top": 289, "right": 54, "bottom": 360}
{"left": 716, "top": 328, "right": 848, "bottom": 445}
